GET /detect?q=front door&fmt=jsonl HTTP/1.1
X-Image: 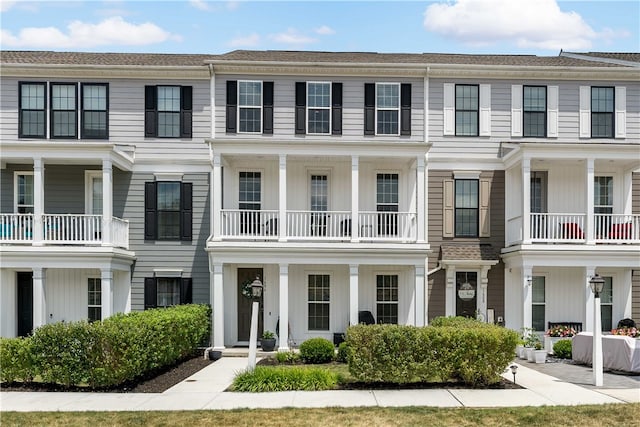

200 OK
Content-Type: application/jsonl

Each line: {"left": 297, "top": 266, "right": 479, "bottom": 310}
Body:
{"left": 456, "top": 272, "right": 477, "bottom": 318}
{"left": 237, "top": 268, "right": 264, "bottom": 342}
{"left": 17, "top": 272, "right": 33, "bottom": 337}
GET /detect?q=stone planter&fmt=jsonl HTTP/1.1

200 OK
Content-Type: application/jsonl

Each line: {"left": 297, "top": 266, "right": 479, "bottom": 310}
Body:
{"left": 534, "top": 349, "right": 547, "bottom": 364}
{"left": 520, "top": 347, "right": 531, "bottom": 360}
{"left": 526, "top": 347, "right": 536, "bottom": 362}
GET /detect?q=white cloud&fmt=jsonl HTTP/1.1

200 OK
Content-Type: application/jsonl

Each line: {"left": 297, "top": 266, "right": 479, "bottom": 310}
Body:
{"left": 189, "top": 0, "right": 209, "bottom": 11}
{"left": 269, "top": 28, "right": 317, "bottom": 46}
{"left": 228, "top": 33, "right": 260, "bottom": 48}
{"left": 1, "top": 0, "right": 17, "bottom": 12}
{"left": 226, "top": 1, "right": 240, "bottom": 11}
{"left": 0, "top": 16, "right": 181, "bottom": 49}
{"left": 423, "top": 0, "right": 606, "bottom": 50}
{"left": 314, "top": 25, "right": 335, "bottom": 36}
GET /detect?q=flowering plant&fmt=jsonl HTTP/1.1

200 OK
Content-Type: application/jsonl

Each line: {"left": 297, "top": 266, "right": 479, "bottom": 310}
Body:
{"left": 546, "top": 325, "right": 577, "bottom": 337}
{"left": 611, "top": 327, "right": 639, "bottom": 338}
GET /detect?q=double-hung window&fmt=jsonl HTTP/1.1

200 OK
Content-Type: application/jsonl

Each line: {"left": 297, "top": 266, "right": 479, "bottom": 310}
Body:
{"left": 523, "top": 86, "right": 546, "bottom": 137}
{"left": 307, "top": 82, "right": 331, "bottom": 134}
{"left": 145, "top": 85, "right": 192, "bottom": 138}
{"left": 144, "top": 181, "right": 192, "bottom": 241}
{"left": 376, "top": 274, "right": 398, "bottom": 324}
{"left": 157, "top": 86, "right": 181, "bottom": 137}
{"left": 88, "top": 278, "right": 102, "bottom": 322}
{"left": 308, "top": 274, "right": 330, "bottom": 331}
{"left": 591, "top": 87, "right": 614, "bottom": 138}
{"left": 455, "top": 179, "right": 479, "bottom": 237}
{"left": 239, "top": 81, "right": 262, "bottom": 133}
{"left": 19, "top": 82, "right": 46, "bottom": 138}
{"left": 601, "top": 276, "right": 613, "bottom": 331}
{"left": 144, "top": 276, "right": 192, "bottom": 309}
{"left": 51, "top": 83, "right": 77, "bottom": 138}
{"left": 81, "top": 84, "right": 108, "bottom": 138}
{"left": 531, "top": 276, "right": 545, "bottom": 331}
{"left": 376, "top": 83, "right": 400, "bottom": 135}
{"left": 455, "top": 84, "right": 479, "bottom": 136}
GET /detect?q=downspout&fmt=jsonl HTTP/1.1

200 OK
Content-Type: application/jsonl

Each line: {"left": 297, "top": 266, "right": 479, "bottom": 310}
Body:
{"left": 427, "top": 263, "right": 442, "bottom": 276}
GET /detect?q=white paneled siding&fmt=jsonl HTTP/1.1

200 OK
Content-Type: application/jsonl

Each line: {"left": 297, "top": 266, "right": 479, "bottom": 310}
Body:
{"left": 45, "top": 269, "right": 99, "bottom": 324}
{"left": 540, "top": 268, "right": 585, "bottom": 327}
{"left": 0, "top": 270, "right": 17, "bottom": 337}
{"left": 547, "top": 164, "right": 586, "bottom": 214}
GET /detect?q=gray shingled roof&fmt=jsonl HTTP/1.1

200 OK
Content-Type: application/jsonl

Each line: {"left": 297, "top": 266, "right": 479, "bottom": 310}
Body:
{"left": 1, "top": 49, "right": 636, "bottom": 68}
{"left": 565, "top": 52, "right": 640, "bottom": 63}
{"left": 440, "top": 244, "right": 500, "bottom": 261}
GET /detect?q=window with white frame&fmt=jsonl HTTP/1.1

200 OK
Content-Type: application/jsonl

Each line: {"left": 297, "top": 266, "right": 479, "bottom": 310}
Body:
{"left": 15, "top": 172, "right": 34, "bottom": 214}
{"left": 601, "top": 276, "right": 613, "bottom": 332}
{"left": 88, "top": 278, "right": 102, "bottom": 322}
{"left": 238, "top": 81, "right": 262, "bottom": 133}
{"left": 310, "top": 174, "right": 328, "bottom": 236}
{"left": 376, "top": 274, "right": 398, "bottom": 324}
{"left": 523, "top": 86, "right": 546, "bottom": 137}
{"left": 455, "top": 84, "right": 479, "bottom": 136}
{"left": 591, "top": 87, "right": 614, "bottom": 138}
{"left": 594, "top": 176, "right": 613, "bottom": 214}
{"left": 376, "top": 83, "right": 400, "bottom": 135}
{"left": 376, "top": 173, "right": 399, "bottom": 237}
{"left": 157, "top": 277, "right": 181, "bottom": 307}
{"left": 308, "top": 274, "right": 330, "bottom": 331}
{"left": 532, "top": 276, "right": 545, "bottom": 332}
{"left": 157, "top": 86, "right": 181, "bottom": 138}
{"left": 307, "top": 82, "right": 331, "bottom": 134}
{"left": 455, "top": 179, "right": 479, "bottom": 237}
{"left": 239, "top": 171, "right": 261, "bottom": 234}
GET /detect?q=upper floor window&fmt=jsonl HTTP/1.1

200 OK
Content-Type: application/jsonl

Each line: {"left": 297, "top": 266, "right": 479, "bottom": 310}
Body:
{"left": 364, "top": 83, "right": 411, "bottom": 136}
{"left": 145, "top": 85, "right": 192, "bottom": 138}
{"left": 307, "top": 82, "right": 331, "bottom": 134}
{"left": 15, "top": 172, "right": 34, "bottom": 214}
{"left": 51, "top": 83, "right": 77, "bottom": 138}
{"left": 19, "top": 82, "right": 46, "bottom": 138}
{"left": 81, "top": 84, "right": 108, "bottom": 139}
{"left": 144, "top": 181, "right": 192, "bottom": 241}
{"left": 523, "top": 86, "right": 546, "bottom": 137}
{"left": 594, "top": 176, "right": 613, "bottom": 214}
{"left": 295, "top": 82, "right": 342, "bottom": 135}
{"left": 591, "top": 87, "right": 614, "bottom": 138}
{"left": 226, "top": 80, "right": 273, "bottom": 135}
{"left": 455, "top": 179, "right": 478, "bottom": 237}
{"left": 455, "top": 84, "right": 479, "bottom": 136}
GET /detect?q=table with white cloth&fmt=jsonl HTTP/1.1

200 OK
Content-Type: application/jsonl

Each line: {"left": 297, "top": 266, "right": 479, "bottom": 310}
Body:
{"left": 572, "top": 332, "right": 640, "bottom": 373}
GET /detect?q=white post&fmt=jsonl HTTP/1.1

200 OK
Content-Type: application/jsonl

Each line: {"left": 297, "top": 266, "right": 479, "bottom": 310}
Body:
{"left": 102, "top": 159, "right": 113, "bottom": 246}
{"left": 351, "top": 156, "right": 359, "bottom": 242}
{"left": 278, "top": 264, "right": 289, "bottom": 351}
{"left": 445, "top": 266, "right": 455, "bottom": 317}
{"left": 247, "top": 300, "right": 260, "bottom": 371}
{"left": 100, "top": 269, "right": 113, "bottom": 320}
{"left": 586, "top": 158, "right": 595, "bottom": 244}
{"left": 593, "top": 293, "right": 603, "bottom": 386}
{"left": 522, "top": 157, "right": 531, "bottom": 244}
{"left": 33, "top": 158, "right": 44, "bottom": 246}
{"left": 415, "top": 265, "right": 425, "bottom": 326}
{"left": 212, "top": 263, "right": 225, "bottom": 350}
{"left": 212, "top": 153, "right": 222, "bottom": 241}
{"left": 32, "top": 267, "right": 46, "bottom": 329}
{"left": 349, "top": 264, "right": 359, "bottom": 326}
{"left": 279, "top": 154, "right": 287, "bottom": 242}
{"left": 416, "top": 156, "right": 425, "bottom": 243}
{"left": 522, "top": 266, "right": 533, "bottom": 330}
{"left": 479, "top": 266, "right": 490, "bottom": 322}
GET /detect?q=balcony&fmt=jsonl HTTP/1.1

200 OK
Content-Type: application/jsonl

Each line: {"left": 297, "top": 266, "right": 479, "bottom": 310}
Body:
{"left": 0, "top": 214, "right": 129, "bottom": 249}
{"left": 219, "top": 209, "right": 417, "bottom": 242}
{"left": 506, "top": 213, "right": 640, "bottom": 245}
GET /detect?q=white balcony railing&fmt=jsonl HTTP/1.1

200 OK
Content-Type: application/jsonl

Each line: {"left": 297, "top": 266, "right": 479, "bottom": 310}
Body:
{"left": 0, "top": 213, "right": 129, "bottom": 249}
{"left": 530, "top": 213, "right": 586, "bottom": 242}
{"left": 287, "top": 211, "right": 351, "bottom": 239}
{"left": 358, "top": 211, "right": 416, "bottom": 241}
{"left": 220, "top": 209, "right": 279, "bottom": 239}
{"left": 594, "top": 214, "right": 640, "bottom": 243}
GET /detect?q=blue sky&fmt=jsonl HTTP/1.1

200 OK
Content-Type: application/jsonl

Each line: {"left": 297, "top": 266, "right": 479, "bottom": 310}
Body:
{"left": 1, "top": 0, "right": 638, "bottom": 55}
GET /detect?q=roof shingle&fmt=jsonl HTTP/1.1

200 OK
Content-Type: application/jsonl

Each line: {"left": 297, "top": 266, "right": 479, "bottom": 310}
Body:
{"left": 440, "top": 244, "right": 500, "bottom": 261}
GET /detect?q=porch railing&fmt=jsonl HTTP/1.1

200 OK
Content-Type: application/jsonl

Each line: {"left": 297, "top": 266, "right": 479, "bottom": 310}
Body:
{"left": 358, "top": 211, "right": 416, "bottom": 241}
{"left": 530, "top": 213, "right": 586, "bottom": 242}
{"left": 287, "top": 211, "right": 352, "bottom": 239}
{"left": 594, "top": 214, "right": 640, "bottom": 243}
{"left": 0, "top": 213, "right": 33, "bottom": 242}
{"left": 220, "top": 209, "right": 279, "bottom": 239}
{"left": 111, "top": 217, "right": 130, "bottom": 249}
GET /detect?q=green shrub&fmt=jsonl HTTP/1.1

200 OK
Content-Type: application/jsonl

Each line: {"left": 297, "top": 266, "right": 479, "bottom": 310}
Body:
{"left": 0, "top": 337, "right": 34, "bottom": 383}
{"left": 553, "top": 339, "right": 572, "bottom": 359}
{"left": 430, "top": 316, "right": 490, "bottom": 328}
{"left": 336, "top": 341, "right": 350, "bottom": 363}
{"left": 232, "top": 366, "right": 338, "bottom": 392}
{"left": 346, "top": 323, "right": 518, "bottom": 387}
{"left": 299, "top": 338, "right": 335, "bottom": 364}
{"left": 275, "top": 350, "right": 300, "bottom": 364}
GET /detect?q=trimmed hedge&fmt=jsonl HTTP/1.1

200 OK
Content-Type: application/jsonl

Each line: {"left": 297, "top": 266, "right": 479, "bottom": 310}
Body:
{"left": 0, "top": 304, "right": 210, "bottom": 388}
{"left": 553, "top": 339, "right": 572, "bottom": 359}
{"left": 299, "top": 338, "right": 335, "bottom": 364}
{"left": 0, "top": 337, "right": 34, "bottom": 383}
{"left": 346, "top": 319, "right": 518, "bottom": 386}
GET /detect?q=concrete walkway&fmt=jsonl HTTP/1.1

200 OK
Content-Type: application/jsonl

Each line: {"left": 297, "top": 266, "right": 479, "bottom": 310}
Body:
{"left": 1, "top": 358, "right": 638, "bottom": 412}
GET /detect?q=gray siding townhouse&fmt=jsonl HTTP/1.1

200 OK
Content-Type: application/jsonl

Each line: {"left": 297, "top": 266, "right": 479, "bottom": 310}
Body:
{"left": 1, "top": 50, "right": 638, "bottom": 350}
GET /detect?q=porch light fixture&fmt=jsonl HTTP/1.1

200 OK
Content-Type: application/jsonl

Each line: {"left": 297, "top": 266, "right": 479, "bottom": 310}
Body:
{"left": 526, "top": 276, "right": 533, "bottom": 286}
{"left": 589, "top": 274, "right": 605, "bottom": 387}
{"left": 247, "top": 277, "right": 263, "bottom": 371}
{"left": 509, "top": 364, "right": 518, "bottom": 384}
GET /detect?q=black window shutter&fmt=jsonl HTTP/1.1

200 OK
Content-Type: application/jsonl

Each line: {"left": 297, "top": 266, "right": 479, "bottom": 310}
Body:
{"left": 144, "top": 182, "right": 157, "bottom": 240}
{"left": 180, "top": 86, "right": 192, "bottom": 138}
{"left": 332, "top": 83, "right": 342, "bottom": 135}
{"left": 401, "top": 83, "right": 412, "bottom": 135}
{"left": 263, "top": 82, "right": 273, "bottom": 134}
{"left": 364, "top": 83, "right": 375, "bottom": 135}
{"left": 295, "top": 82, "right": 306, "bottom": 134}
{"left": 226, "top": 81, "right": 237, "bottom": 133}
{"left": 181, "top": 278, "right": 193, "bottom": 304}
{"left": 144, "top": 277, "right": 157, "bottom": 310}
{"left": 180, "top": 182, "right": 193, "bottom": 241}
{"left": 145, "top": 86, "right": 157, "bottom": 137}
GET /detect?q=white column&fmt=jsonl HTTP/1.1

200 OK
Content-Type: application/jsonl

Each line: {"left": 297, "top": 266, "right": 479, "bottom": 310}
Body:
{"left": 415, "top": 265, "right": 425, "bottom": 326}
{"left": 33, "top": 158, "right": 44, "bottom": 246}
{"left": 351, "top": 156, "right": 359, "bottom": 242}
{"left": 32, "top": 267, "right": 46, "bottom": 328}
{"left": 210, "top": 67, "right": 216, "bottom": 139}
{"left": 416, "top": 156, "right": 425, "bottom": 243}
{"left": 100, "top": 268, "right": 113, "bottom": 319}
{"left": 424, "top": 154, "right": 429, "bottom": 245}
{"left": 101, "top": 159, "right": 113, "bottom": 246}
{"left": 445, "top": 266, "right": 455, "bottom": 317}
{"left": 212, "top": 153, "right": 222, "bottom": 241}
{"left": 585, "top": 158, "right": 595, "bottom": 244}
{"left": 522, "top": 157, "right": 531, "bottom": 244}
{"left": 278, "top": 264, "right": 289, "bottom": 351}
{"left": 211, "top": 262, "right": 225, "bottom": 350}
{"left": 593, "top": 293, "right": 603, "bottom": 386}
{"left": 622, "top": 170, "right": 633, "bottom": 214}
{"left": 584, "top": 266, "right": 596, "bottom": 332}
{"left": 621, "top": 269, "right": 632, "bottom": 319}
{"left": 522, "top": 266, "right": 532, "bottom": 330}
{"left": 479, "top": 267, "right": 490, "bottom": 322}
{"left": 279, "top": 154, "right": 287, "bottom": 242}
{"left": 349, "top": 264, "right": 359, "bottom": 325}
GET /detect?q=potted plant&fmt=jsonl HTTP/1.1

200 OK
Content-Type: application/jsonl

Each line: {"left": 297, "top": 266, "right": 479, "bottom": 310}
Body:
{"left": 524, "top": 331, "right": 541, "bottom": 362}
{"left": 545, "top": 325, "right": 577, "bottom": 354}
{"left": 520, "top": 327, "right": 536, "bottom": 360}
{"left": 261, "top": 330, "right": 276, "bottom": 352}
{"left": 533, "top": 342, "right": 547, "bottom": 364}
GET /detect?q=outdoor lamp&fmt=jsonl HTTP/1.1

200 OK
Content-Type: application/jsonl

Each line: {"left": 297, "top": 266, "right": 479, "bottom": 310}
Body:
{"left": 509, "top": 364, "right": 518, "bottom": 384}
{"left": 251, "top": 277, "right": 263, "bottom": 298}
{"left": 589, "top": 274, "right": 605, "bottom": 298}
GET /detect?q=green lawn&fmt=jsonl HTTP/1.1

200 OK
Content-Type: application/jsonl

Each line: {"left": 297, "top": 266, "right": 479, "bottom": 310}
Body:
{"left": 2, "top": 404, "right": 639, "bottom": 427}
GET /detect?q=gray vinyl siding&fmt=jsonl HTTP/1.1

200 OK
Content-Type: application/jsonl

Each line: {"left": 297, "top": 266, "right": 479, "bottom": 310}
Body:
{"left": 214, "top": 75, "right": 425, "bottom": 142}
{"left": 123, "top": 172, "right": 210, "bottom": 310}
{"left": 633, "top": 270, "right": 640, "bottom": 325}
{"left": 427, "top": 170, "right": 506, "bottom": 321}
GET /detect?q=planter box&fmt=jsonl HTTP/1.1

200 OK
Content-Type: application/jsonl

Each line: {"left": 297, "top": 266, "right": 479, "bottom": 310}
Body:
{"left": 534, "top": 349, "right": 547, "bottom": 364}
{"left": 526, "top": 347, "right": 535, "bottom": 362}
